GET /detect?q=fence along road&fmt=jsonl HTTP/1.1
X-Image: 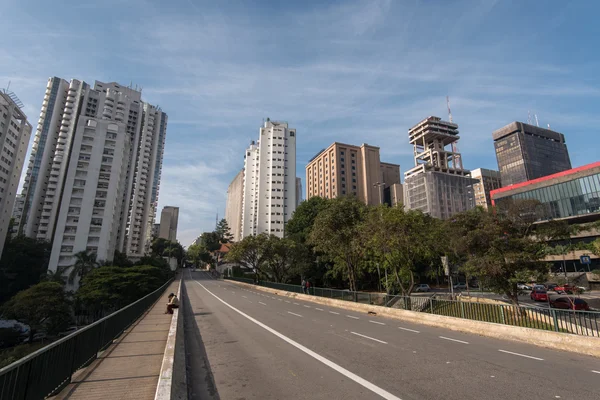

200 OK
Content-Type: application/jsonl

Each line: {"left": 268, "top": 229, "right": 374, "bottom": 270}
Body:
{"left": 185, "top": 271, "right": 600, "bottom": 400}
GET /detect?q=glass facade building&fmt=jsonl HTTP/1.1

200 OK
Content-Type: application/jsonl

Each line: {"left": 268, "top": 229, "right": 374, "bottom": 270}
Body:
{"left": 491, "top": 162, "right": 600, "bottom": 222}
{"left": 493, "top": 122, "right": 571, "bottom": 187}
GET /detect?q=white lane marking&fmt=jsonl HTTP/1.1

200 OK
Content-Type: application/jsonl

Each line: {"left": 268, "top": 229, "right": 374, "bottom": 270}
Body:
{"left": 498, "top": 349, "right": 543, "bottom": 361}
{"left": 439, "top": 336, "right": 469, "bottom": 344}
{"left": 242, "top": 296, "right": 248, "bottom": 298}
{"left": 369, "top": 320, "right": 386, "bottom": 325}
{"left": 287, "top": 311, "right": 303, "bottom": 317}
{"left": 398, "top": 327, "right": 420, "bottom": 333}
{"left": 259, "top": 301, "right": 267, "bottom": 306}
{"left": 278, "top": 299, "right": 282, "bottom": 301}
{"left": 293, "top": 302, "right": 300, "bottom": 305}
{"left": 304, "top": 305, "right": 311, "bottom": 308}
{"left": 351, "top": 332, "right": 388, "bottom": 344}
{"left": 285, "top": 301, "right": 291, "bottom": 303}
{"left": 315, "top": 308, "right": 324, "bottom": 311}
{"left": 592, "top": 370, "right": 600, "bottom": 374}
{"left": 346, "top": 315, "right": 360, "bottom": 320}
{"left": 244, "top": 299, "right": 253, "bottom": 303}
{"left": 329, "top": 311, "right": 340, "bottom": 315}
{"left": 272, "top": 297, "right": 276, "bottom": 299}
{"left": 231, "top": 292, "right": 235, "bottom": 294}
{"left": 194, "top": 280, "right": 402, "bottom": 400}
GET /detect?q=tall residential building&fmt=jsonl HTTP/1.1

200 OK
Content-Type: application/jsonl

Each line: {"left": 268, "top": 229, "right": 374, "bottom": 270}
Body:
{"left": 0, "top": 90, "right": 32, "bottom": 258}
{"left": 158, "top": 206, "right": 179, "bottom": 242}
{"left": 225, "top": 169, "right": 244, "bottom": 242}
{"left": 470, "top": 168, "right": 502, "bottom": 209}
{"left": 18, "top": 77, "right": 167, "bottom": 272}
{"left": 404, "top": 116, "right": 476, "bottom": 219}
{"left": 295, "top": 177, "right": 302, "bottom": 207}
{"left": 305, "top": 142, "right": 400, "bottom": 205}
{"left": 493, "top": 122, "right": 571, "bottom": 187}
{"left": 241, "top": 119, "right": 297, "bottom": 238}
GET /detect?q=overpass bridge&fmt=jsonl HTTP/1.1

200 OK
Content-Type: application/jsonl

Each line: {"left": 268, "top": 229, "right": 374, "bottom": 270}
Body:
{"left": 2, "top": 271, "right": 600, "bottom": 399}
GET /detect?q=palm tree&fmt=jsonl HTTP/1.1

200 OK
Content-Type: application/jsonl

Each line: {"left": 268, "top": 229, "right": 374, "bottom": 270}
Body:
{"left": 68, "top": 251, "right": 99, "bottom": 284}
{"left": 42, "top": 266, "right": 68, "bottom": 285}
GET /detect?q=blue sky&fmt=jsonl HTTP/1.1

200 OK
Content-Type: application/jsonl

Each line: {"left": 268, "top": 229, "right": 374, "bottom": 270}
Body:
{"left": 1, "top": 0, "right": 599, "bottom": 246}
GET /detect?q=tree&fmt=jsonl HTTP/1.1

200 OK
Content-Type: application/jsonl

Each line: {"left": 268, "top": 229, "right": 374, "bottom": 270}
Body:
{"left": 449, "top": 205, "right": 550, "bottom": 306}
{"left": 198, "top": 231, "right": 221, "bottom": 253}
{"left": 1, "top": 282, "right": 71, "bottom": 342}
{"left": 150, "top": 238, "right": 184, "bottom": 266}
{"left": 309, "top": 197, "right": 367, "bottom": 291}
{"left": 0, "top": 236, "right": 51, "bottom": 303}
{"left": 363, "top": 205, "right": 441, "bottom": 296}
{"left": 112, "top": 250, "right": 133, "bottom": 268}
{"left": 215, "top": 219, "right": 233, "bottom": 243}
{"left": 67, "top": 251, "right": 99, "bottom": 284}
{"left": 186, "top": 243, "right": 213, "bottom": 268}
{"left": 263, "top": 236, "right": 299, "bottom": 283}
{"left": 225, "top": 234, "right": 271, "bottom": 280}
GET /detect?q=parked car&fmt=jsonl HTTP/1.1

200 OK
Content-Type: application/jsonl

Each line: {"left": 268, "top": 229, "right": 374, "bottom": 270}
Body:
{"left": 549, "top": 297, "right": 590, "bottom": 311}
{"left": 553, "top": 284, "right": 577, "bottom": 294}
{"left": 453, "top": 283, "right": 468, "bottom": 290}
{"left": 414, "top": 284, "right": 431, "bottom": 292}
{"left": 58, "top": 326, "right": 80, "bottom": 337}
{"left": 545, "top": 283, "right": 559, "bottom": 291}
{"left": 517, "top": 283, "right": 532, "bottom": 290}
{"left": 530, "top": 289, "right": 549, "bottom": 302}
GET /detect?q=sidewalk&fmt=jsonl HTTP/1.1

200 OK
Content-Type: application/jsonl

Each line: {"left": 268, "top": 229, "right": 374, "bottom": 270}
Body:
{"left": 54, "top": 279, "right": 180, "bottom": 400}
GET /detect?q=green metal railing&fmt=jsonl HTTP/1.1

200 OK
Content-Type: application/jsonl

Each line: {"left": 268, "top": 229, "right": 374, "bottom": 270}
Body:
{"left": 225, "top": 277, "right": 600, "bottom": 337}
{"left": 0, "top": 279, "right": 172, "bottom": 400}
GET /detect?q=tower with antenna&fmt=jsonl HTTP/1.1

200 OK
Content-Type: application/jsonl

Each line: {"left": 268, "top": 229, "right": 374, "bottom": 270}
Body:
{"left": 446, "top": 96, "right": 462, "bottom": 170}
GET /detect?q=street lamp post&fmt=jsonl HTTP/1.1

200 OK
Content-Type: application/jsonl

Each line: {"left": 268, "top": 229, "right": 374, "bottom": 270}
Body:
{"left": 373, "top": 182, "right": 386, "bottom": 205}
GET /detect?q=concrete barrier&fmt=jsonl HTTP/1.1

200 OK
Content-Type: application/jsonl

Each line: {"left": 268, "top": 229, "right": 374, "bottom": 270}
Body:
{"left": 155, "top": 278, "right": 187, "bottom": 400}
{"left": 229, "top": 280, "right": 600, "bottom": 358}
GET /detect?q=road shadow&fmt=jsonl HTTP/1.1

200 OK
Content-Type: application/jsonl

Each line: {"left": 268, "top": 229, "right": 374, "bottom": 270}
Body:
{"left": 182, "top": 280, "right": 221, "bottom": 400}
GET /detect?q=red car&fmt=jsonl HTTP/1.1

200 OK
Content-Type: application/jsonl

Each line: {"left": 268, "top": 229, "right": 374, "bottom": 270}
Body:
{"left": 554, "top": 284, "right": 578, "bottom": 294}
{"left": 530, "top": 289, "right": 548, "bottom": 302}
{"left": 549, "top": 297, "right": 590, "bottom": 311}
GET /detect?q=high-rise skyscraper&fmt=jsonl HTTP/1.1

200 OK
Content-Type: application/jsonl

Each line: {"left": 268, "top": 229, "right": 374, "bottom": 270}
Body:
{"left": 0, "top": 90, "right": 32, "bottom": 258}
{"left": 493, "top": 122, "right": 571, "bottom": 187}
{"left": 404, "top": 116, "right": 476, "bottom": 219}
{"left": 295, "top": 177, "right": 302, "bottom": 207}
{"left": 241, "top": 119, "right": 296, "bottom": 238}
{"left": 18, "top": 77, "right": 167, "bottom": 272}
{"left": 305, "top": 142, "right": 400, "bottom": 205}
{"left": 225, "top": 169, "right": 244, "bottom": 242}
{"left": 470, "top": 168, "right": 502, "bottom": 209}
{"left": 158, "top": 206, "right": 179, "bottom": 242}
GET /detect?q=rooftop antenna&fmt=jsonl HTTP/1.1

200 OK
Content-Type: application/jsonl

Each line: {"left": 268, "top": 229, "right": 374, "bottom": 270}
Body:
{"left": 446, "top": 96, "right": 462, "bottom": 170}
{"left": 527, "top": 110, "right": 532, "bottom": 124}
{"left": 534, "top": 114, "right": 539, "bottom": 127}
{"left": 446, "top": 96, "right": 453, "bottom": 123}
{"left": 547, "top": 123, "right": 551, "bottom": 129}
{"left": 6, "top": 80, "right": 10, "bottom": 92}
{"left": 215, "top": 210, "right": 219, "bottom": 229}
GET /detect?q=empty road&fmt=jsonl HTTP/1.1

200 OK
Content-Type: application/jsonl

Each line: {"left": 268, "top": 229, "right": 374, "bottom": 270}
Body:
{"left": 184, "top": 271, "right": 600, "bottom": 400}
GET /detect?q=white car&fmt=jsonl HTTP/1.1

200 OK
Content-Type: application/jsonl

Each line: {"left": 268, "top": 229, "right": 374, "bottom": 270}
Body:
{"left": 414, "top": 284, "right": 431, "bottom": 292}
{"left": 453, "top": 283, "right": 468, "bottom": 290}
{"left": 517, "top": 283, "right": 532, "bottom": 290}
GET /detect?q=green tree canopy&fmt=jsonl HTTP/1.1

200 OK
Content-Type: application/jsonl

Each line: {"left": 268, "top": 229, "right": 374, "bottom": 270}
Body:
{"left": 1, "top": 282, "right": 72, "bottom": 341}
{"left": 67, "top": 251, "right": 99, "bottom": 284}
{"left": 308, "top": 196, "right": 368, "bottom": 291}
{"left": 150, "top": 238, "right": 184, "bottom": 265}
{"left": 0, "top": 235, "right": 51, "bottom": 303}
{"left": 225, "top": 233, "right": 272, "bottom": 279}
{"left": 285, "top": 196, "right": 330, "bottom": 243}
{"left": 215, "top": 219, "right": 234, "bottom": 243}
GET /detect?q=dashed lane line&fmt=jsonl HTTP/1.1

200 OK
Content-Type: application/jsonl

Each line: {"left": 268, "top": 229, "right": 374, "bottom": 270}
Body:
{"left": 351, "top": 332, "right": 388, "bottom": 344}
{"left": 398, "top": 327, "right": 420, "bottom": 333}
{"left": 369, "top": 320, "right": 386, "bottom": 325}
{"left": 498, "top": 349, "right": 543, "bottom": 361}
{"left": 346, "top": 315, "right": 360, "bottom": 320}
{"left": 439, "top": 336, "right": 469, "bottom": 344}
{"left": 287, "top": 311, "right": 303, "bottom": 317}
{"left": 259, "top": 301, "right": 267, "bottom": 306}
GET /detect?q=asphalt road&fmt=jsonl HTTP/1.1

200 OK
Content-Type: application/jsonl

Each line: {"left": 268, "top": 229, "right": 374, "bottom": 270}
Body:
{"left": 184, "top": 271, "right": 600, "bottom": 400}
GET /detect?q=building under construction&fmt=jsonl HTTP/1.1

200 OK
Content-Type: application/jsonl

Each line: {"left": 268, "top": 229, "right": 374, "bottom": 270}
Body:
{"left": 403, "top": 116, "right": 477, "bottom": 219}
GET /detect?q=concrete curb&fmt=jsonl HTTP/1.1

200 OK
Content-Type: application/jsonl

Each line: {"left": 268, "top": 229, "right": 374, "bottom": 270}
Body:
{"left": 155, "top": 277, "right": 187, "bottom": 400}
{"left": 228, "top": 280, "right": 600, "bottom": 358}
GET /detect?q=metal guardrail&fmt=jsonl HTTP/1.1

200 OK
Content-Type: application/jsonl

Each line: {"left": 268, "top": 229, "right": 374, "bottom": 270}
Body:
{"left": 225, "top": 277, "right": 600, "bottom": 337}
{"left": 0, "top": 279, "right": 173, "bottom": 400}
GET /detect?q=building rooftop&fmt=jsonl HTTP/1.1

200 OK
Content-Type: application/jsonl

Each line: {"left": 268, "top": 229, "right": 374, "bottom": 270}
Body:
{"left": 492, "top": 121, "right": 565, "bottom": 142}
{"left": 490, "top": 161, "right": 600, "bottom": 198}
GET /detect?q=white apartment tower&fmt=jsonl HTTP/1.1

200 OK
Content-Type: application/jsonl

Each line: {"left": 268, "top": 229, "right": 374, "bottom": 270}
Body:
{"left": 0, "top": 90, "right": 32, "bottom": 258}
{"left": 18, "top": 77, "right": 167, "bottom": 272}
{"left": 225, "top": 169, "right": 244, "bottom": 242}
{"left": 241, "top": 119, "right": 297, "bottom": 238}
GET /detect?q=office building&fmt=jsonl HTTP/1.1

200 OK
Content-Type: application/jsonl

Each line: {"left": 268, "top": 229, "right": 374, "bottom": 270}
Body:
{"left": 305, "top": 142, "right": 400, "bottom": 205}
{"left": 387, "top": 183, "right": 404, "bottom": 207}
{"left": 404, "top": 116, "right": 476, "bottom": 219}
{"left": 470, "top": 168, "right": 502, "bottom": 209}
{"left": 18, "top": 77, "right": 167, "bottom": 272}
{"left": 225, "top": 169, "right": 244, "bottom": 242}
{"left": 493, "top": 122, "right": 571, "bottom": 187}
{"left": 158, "top": 206, "right": 179, "bottom": 242}
{"left": 491, "top": 162, "right": 600, "bottom": 271}
{"left": 241, "top": 119, "right": 297, "bottom": 238}
{"left": 0, "top": 90, "right": 32, "bottom": 258}
{"left": 296, "top": 177, "right": 302, "bottom": 207}
{"left": 152, "top": 223, "right": 160, "bottom": 239}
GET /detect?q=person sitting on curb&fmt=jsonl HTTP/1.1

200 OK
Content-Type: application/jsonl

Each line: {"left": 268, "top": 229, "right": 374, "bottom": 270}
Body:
{"left": 165, "top": 293, "right": 179, "bottom": 314}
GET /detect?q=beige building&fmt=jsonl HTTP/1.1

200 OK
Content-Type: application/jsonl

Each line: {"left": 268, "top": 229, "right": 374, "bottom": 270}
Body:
{"left": 389, "top": 183, "right": 404, "bottom": 206}
{"left": 470, "top": 168, "right": 502, "bottom": 209}
{"left": 225, "top": 169, "right": 244, "bottom": 242}
{"left": 305, "top": 142, "right": 400, "bottom": 205}
{"left": 159, "top": 206, "right": 179, "bottom": 242}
